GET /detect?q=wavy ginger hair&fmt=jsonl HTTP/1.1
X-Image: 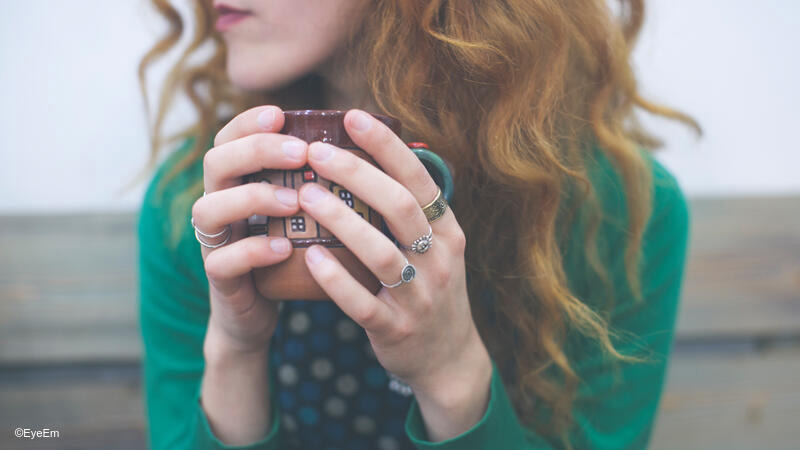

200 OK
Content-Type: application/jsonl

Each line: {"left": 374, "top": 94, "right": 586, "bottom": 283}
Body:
{"left": 136, "top": 0, "right": 700, "bottom": 441}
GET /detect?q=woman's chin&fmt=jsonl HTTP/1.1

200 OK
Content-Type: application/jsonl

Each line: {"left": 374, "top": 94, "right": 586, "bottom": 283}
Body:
{"left": 226, "top": 62, "right": 304, "bottom": 93}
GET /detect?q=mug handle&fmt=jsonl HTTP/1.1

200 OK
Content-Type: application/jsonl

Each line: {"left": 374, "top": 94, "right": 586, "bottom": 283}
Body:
{"left": 407, "top": 142, "right": 454, "bottom": 203}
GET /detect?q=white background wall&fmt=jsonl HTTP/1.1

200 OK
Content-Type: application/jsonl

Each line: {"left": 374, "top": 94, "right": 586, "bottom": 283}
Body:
{"left": 1, "top": 0, "right": 798, "bottom": 214}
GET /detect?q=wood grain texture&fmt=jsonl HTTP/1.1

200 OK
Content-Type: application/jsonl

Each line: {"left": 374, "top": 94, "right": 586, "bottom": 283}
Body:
{"left": 0, "top": 364, "right": 144, "bottom": 449}
{"left": 0, "top": 214, "right": 140, "bottom": 364}
{"left": 677, "top": 196, "right": 800, "bottom": 339}
{"left": 650, "top": 348, "right": 800, "bottom": 450}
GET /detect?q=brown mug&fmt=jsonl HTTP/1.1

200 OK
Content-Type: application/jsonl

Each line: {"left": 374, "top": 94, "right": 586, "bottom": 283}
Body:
{"left": 244, "top": 110, "right": 453, "bottom": 300}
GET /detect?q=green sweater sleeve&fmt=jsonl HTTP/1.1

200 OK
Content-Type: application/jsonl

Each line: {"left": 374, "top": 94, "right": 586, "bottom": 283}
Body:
{"left": 137, "top": 138, "right": 283, "bottom": 449}
{"left": 404, "top": 150, "right": 690, "bottom": 449}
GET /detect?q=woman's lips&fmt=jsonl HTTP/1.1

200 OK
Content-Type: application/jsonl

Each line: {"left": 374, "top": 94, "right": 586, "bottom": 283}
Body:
{"left": 216, "top": 12, "right": 250, "bottom": 31}
{"left": 214, "top": 4, "right": 251, "bottom": 32}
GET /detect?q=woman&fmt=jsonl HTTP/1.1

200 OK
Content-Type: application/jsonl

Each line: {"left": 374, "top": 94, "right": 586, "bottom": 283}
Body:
{"left": 137, "top": 0, "right": 699, "bottom": 448}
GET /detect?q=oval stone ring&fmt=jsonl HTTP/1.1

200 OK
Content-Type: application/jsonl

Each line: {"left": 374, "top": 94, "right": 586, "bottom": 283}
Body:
{"left": 379, "top": 256, "right": 417, "bottom": 288}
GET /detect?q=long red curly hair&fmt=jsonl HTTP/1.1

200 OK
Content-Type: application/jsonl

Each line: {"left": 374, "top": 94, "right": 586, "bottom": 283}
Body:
{"left": 136, "top": 0, "right": 700, "bottom": 439}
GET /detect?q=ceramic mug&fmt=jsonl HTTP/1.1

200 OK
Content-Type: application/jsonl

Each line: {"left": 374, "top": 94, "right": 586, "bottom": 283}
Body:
{"left": 244, "top": 110, "right": 453, "bottom": 301}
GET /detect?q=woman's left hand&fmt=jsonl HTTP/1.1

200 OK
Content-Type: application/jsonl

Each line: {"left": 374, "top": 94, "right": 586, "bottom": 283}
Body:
{"left": 299, "top": 109, "right": 493, "bottom": 441}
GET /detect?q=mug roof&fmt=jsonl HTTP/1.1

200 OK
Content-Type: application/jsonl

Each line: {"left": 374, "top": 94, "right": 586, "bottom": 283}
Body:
{"left": 281, "top": 110, "right": 401, "bottom": 148}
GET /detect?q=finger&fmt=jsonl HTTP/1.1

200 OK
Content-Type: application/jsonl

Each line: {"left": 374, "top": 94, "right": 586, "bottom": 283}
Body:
{"left": 214, "top": 105, "right": 285, "bottom": 147}
{"left": 343, "top": 109, "right": 460, "bottom": 234}
{"left": 306, "top": 141, "right": 429, "bottom": 247}
{"left": 204, "top": 133, "right": 308, "bottom": 192}
{"left": 191, "top": 182, "right": 300, "bottom": 236}
{"left": 298, "top": 182, "right": 411, "bottom": 286}
{"left": 204, "top": 235, "right": 293, "bottom": 297}
{"left": 304, "top": 244, "right": 393, "bottom": 332}
{"left": 343, "top": 109, "right": 438, "bottom": 206}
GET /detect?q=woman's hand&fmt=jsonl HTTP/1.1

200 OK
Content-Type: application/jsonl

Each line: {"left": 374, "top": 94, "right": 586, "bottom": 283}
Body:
{"left": 299, "top": 109, "right": 493, "bottom": 441}
{"left": 191, "top": 105, "right": 308, "bottom": 444}
{"left": 192, "top": 105, "right": 308, "bottom": 354}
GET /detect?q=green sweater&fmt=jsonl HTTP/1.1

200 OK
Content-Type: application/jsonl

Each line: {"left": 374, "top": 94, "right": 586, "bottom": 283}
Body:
{"left": 138, "top": 137, "right": 690, "bottom": 449}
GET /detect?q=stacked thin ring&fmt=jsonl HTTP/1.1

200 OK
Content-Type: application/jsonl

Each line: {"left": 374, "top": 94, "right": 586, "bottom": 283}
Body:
{"left": 191, "top": 217, "right": 232, "bottom": 249}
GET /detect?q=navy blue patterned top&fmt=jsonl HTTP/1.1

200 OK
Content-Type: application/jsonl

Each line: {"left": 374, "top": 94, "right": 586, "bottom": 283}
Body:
{"left": 271, "top": 300, "right": 413, "bottom": 450}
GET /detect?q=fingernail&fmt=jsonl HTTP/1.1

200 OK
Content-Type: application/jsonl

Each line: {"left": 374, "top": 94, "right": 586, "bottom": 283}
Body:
{"left": 270, "top": 237, "right": 290, "bottom": 253}
{"left": 274, "top": 188, "right": 298, "bottom": 206}
{"left": 257, "top": 108, "right": 275, "bottom": 129}
{"left": 306, "top": 245, "right": 324, "bottom": 264}
{"left": 309, "top": 142, "right": 333, "bottom": 161}
{"left": 351, "top": 110, "right": 372, "bottom": 132}
{"left": 282, "top": 140, "right": 306, "bottom": 160}
{"left": 302, "top": 184, "right": 326, "bottom": 203}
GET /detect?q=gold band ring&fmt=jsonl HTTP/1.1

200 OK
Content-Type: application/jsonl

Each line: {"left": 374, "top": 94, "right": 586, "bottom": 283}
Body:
{"left": 422, "top": 187, "right": 448, "bottom": 223}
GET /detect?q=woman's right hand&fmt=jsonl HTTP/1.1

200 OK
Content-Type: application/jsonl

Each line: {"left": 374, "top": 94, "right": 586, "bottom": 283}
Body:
{"left": 191, "top": 105, "right": 309, "bottom": 356}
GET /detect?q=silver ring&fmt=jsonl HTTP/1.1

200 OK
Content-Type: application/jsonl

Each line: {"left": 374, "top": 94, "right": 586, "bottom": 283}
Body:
{"left": 400, "top": 224, "right": 433, "bottom": 254}
{"left": 193, "top": 191, "right": 232, "bottom": 239}
{"left": 191, "top": 216, "right": 232, "bottom": 249}
{"left": 194, "top": 227, "right": 231, "bottom": 248}
{"left": 191, "top": 217, "right": 231, "bottom": 239}
{"left": 379, "top": 256, "right": 417, "bottom": 288}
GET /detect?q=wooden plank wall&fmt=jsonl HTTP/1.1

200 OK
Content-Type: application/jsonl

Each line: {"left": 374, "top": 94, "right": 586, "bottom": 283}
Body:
{"left": 1, "top": 196, "right": 798, "bottom": 449}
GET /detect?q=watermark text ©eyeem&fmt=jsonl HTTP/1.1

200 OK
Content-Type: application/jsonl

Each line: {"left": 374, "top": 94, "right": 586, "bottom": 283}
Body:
{"left": 14, "top": 427, "right": 61, "bottom": 440}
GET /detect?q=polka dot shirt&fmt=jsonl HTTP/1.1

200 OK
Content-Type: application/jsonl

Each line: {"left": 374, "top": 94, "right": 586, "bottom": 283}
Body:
{"left": 270, "top": 300, "right": 415, "bottom": 449}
